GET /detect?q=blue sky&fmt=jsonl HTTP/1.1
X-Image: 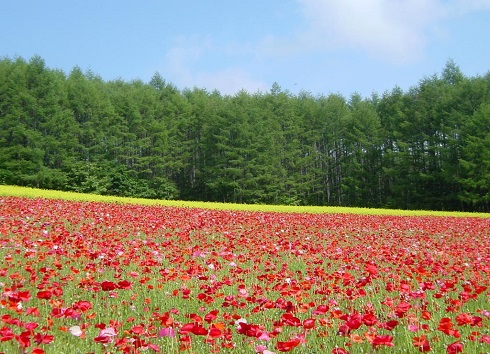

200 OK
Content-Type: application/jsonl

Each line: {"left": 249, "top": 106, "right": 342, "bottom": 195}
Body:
{"left": 1, "top": 0, "right": 490, "bottom": 98}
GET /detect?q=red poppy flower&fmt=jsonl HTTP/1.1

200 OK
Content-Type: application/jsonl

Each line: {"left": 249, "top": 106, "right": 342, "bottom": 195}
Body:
{"left": 313, "top": 305, "right": 329, "bottom": 315}
{"left": 36, "top": 290, "right": 52, "bottom": 300}
{"left": 276, "top": 338, "right": 300, "bottom": 352}
{"left": 208, "top": 327, "right": 222, "bottom": 338}
{"left": 446, "top": 341, "right": 463, "bottom": 354}
{"left": 94, "top": 335, "right": 111, "bottom": 343}
{"left": 372, "top": 335, "right": 394, "bottom": 348}
{"left": 72, "top": 300, "right": 92, "bottom": 312}
{"left": 117, "top": 280, "right": 132, "bottom": 290}
{"left": 204, "top": 310, "right": 218, "bottom": 323}
{"left": 101, "top": 281, "right": 117, "bottom": 291}
{"left": 412, "top": 335, "right": 431, "bottom": 352}
{"left": 303, "top": 318, "right": 316, "bottom": 329}
{"left": 190, "top": 325, "right": 208, "bottom": 336}
{"left": 345, "top": 313, "right": 362, "bottom": 330}
{"left": 0, "top": 327, "right": 15, "bottom": 342}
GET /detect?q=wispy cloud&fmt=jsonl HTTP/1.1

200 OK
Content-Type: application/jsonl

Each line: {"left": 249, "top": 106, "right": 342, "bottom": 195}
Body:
{"left": 162, "top": 35, "right": 268, "bottom": 95}
{"left": 295, "top": 0, "right": 446, "bottom": 64}
{"left": 163, "top": 35, "right": 212, "bottom": 88}
{"left": 160, "top": 0, "right": 490, "bottom": 94}
{"left": 293, "top": 0, "right": 490, "bottom": 64}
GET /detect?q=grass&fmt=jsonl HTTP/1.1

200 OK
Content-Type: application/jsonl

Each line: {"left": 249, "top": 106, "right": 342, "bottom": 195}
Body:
{"left": 0, "top": 185, "right": 488, "bottom": 217}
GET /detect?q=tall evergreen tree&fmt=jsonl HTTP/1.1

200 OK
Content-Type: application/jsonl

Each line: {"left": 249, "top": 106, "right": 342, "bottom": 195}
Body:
{"left": 0, "top": 55, "right": 488, "bottom": 210}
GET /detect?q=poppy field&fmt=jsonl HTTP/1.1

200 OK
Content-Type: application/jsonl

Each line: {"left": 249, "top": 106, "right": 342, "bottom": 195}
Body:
{"left": 1, "top": 196, "right": 489, "bottom": 353}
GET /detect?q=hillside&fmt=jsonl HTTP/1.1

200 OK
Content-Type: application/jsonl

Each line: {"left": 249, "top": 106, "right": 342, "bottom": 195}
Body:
{"left": 1, "top": 56, "right": 489, "bottom": 211}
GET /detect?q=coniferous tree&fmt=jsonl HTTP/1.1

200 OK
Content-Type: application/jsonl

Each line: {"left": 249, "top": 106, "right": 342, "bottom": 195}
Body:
{"left": 0, "top": 55, "right": 488, "bottom": 210}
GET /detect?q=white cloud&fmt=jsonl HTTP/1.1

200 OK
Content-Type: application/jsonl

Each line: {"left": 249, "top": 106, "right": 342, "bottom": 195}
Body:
{"left": 163, "top": 35, "right": 212, "bottom": 87}
{"left": 162, "top": 36, "right": 268, "bottom": 95}
{"left": 160, "top": 1, "right": 490, "bottom": 94}
{"left": 296, "top": 0, "right": 447, "bottom": 64}
{"left": 291, "top": 0, "right": 490, "bottom": 64}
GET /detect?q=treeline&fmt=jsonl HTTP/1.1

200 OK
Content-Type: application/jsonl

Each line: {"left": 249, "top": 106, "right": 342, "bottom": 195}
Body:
{"left": 0, "top": 56, "right": 489, "bottom": 211}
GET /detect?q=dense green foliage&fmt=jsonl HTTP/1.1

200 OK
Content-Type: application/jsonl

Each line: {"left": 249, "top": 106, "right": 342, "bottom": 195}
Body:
{"left": 1, "top": 56, "right": 489, "bottom": 211}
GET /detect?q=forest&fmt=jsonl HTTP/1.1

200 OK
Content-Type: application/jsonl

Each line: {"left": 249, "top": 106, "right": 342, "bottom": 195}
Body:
{"left": 0, "top": 56, "right": 489, "bottom": 211}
